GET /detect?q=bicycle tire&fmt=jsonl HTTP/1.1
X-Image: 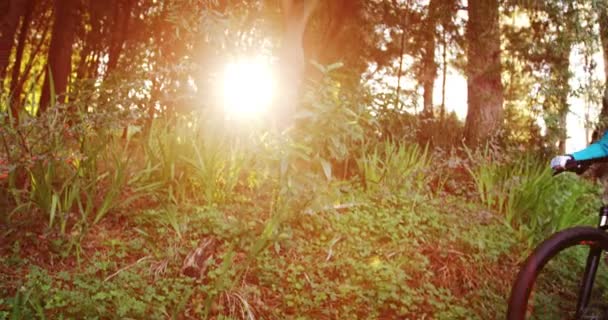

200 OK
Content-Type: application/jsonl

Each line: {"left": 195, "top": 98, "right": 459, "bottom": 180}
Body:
{"left": 507, "top": 227, "right": 608, "bottom": 320}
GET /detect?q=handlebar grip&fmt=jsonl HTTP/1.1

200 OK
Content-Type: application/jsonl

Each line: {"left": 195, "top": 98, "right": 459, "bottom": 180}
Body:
{"left": 553, "top": 158, "right": 591, "bottom": 176}
{"left": 564, "top": 159, "right": 579, "bottom": 170}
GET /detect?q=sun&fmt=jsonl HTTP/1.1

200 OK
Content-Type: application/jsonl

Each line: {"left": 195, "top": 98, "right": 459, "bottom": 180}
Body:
{"left": 222, "top": 58, "right": 275, "bottom": 119}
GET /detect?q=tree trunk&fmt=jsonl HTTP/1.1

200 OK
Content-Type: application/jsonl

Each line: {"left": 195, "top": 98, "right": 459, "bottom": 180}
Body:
{"left": 440, "top": 29, "right": 447, "bottom": 119}
{"left": 555, "top": 51, "right": 571, "bottom": 154}
{"left": 277, "top": 0, "right": 319, "bottom": 129}
{"left": 306, "top": 0, "right": 358, "bottom": 76}
{"left": 106, "top": 0, "right": 133, "bottom": 78}
{"left": 421, "top": 0, "right": 439, "bottom": 117}
{"left": 598, "top": 6, "right": 608, "bottom": 132}
{"left": 11, "top": 17, "right": 50, "bottom": 108}
{"left": 39, "top": 0, "right": 78, "bottom": 113}
{"left": 0, "top": 0, "right": 29, "bottom": 81}
{"left": 395, "top": 28, "right": 406, "bottom": 110}
{"left": 8, "top": 0, "right": 34, "bottom": 122}
{"left": 76, "top": 1, "right": 101, "bottom": 81}
{"left": 464, "top": 0, "right": 504, "bottom": 145}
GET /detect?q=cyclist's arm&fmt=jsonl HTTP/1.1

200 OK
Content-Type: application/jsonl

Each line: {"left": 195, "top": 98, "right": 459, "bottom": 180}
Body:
{"left": 572, "top": 131, "right": 608, "bottom": 161}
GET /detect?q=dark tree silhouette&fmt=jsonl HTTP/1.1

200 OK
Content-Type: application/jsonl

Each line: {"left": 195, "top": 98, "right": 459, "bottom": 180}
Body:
{"left": 39, "top": 0, "right": 79, "bottom": 113}
{"left": 0, "top": 0, "right": 30, "bottom": 81}
{"left": 464, "top": 0, "right": 504, "bottom": 145}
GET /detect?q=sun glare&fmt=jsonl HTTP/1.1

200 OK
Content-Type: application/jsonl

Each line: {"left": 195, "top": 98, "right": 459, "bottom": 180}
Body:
{"left": 222, "top": 59, "right": 275, "bottom": 119}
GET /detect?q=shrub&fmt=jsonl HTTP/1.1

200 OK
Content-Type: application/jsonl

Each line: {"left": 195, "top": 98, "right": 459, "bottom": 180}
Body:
{"left": 465, "top": 147, "right": 600, "bottom": 242}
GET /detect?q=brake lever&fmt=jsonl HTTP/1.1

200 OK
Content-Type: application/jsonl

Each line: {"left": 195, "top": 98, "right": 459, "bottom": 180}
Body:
{"left": 553, "top": 159, "right": 589, "bottom": 176}
{"left": 552, "top": 157, "right": 608, "bottom": 176}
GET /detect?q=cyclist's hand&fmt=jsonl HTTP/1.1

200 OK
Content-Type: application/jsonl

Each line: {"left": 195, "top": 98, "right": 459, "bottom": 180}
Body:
{"left": 550, "top": 155, "right": 573, "bottom": 170}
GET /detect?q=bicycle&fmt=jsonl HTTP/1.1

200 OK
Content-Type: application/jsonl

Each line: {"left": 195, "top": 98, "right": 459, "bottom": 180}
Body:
{"left": 507, "top": 157, "right": 608, "bottom": 319}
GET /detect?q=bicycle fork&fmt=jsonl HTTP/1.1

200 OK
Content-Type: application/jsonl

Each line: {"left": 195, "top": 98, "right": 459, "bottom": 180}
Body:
{"left": 575, "top": 206, "right": 608, "bottom": 318}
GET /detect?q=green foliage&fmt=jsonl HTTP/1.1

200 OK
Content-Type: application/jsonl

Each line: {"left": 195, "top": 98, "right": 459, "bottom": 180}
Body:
{"left": 465, "top": 147, "right": 600, "bottom": 242}
{"left": 416, "top": 113, "right": 465, "bottom": 149}
{"left": 3, "top": 0, "right": 608, "bottom": 318}
{"left": 356, "top": 140, "right": 430, "bottom": 192}
{"left": 3, "top": 264, "right": 196, "bottom": 319}
{"left": 294, "top": 70, "right": 372, "bottom": 168}
{"left": 2, "top": 120, "right": 603, "bottom": 320}
{"left": 373, "top": 106, "right": 465, "bottom": 150}
{"left": 2, "top": 86, "right": 604, "bottom": 320}
{"left": 251, "top": 195, "right": 503, "bottom": 319}
{"left": 1, "top": 106, "right": 137, "bottom": 256}
{"left": 137, "top": 113, "right": 268, "bottom": 208}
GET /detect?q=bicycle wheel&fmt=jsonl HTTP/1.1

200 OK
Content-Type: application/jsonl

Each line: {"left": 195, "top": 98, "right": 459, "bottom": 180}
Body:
{"left": 508, "top": 227, "right": 608, "bottom": 320}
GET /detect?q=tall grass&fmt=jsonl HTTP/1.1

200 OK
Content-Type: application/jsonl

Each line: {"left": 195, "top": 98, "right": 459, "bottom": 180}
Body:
{"left": 356, "top": 141, "right": 430, "bottom": 192}
{"left": 140, "top": 115, "right": 260, "bottom": 206}
{"left": 465, "top": 148, "right": 600, "bottom": 241}
{"left": 2, "top": 105, "right": 138, "bottom": 257}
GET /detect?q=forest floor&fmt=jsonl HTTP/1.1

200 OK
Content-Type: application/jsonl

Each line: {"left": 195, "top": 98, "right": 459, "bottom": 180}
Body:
{"left": 0, "top": 128, "right": 600, "bottom": 319}
{"left": 0, "top": 188, "right": 528, "bottom": 319}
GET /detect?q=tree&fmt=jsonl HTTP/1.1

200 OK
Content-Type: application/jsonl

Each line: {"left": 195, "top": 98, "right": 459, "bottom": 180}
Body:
{"left": 464, "top": 0, "right": 504, "bottom": 145}
{"left": 598, "top": 4, "right": 608, "bottom": 130}
{"left": 419, "top": 0, "right": 440, "bottom": 117}
{"left": 8, "top": 0, "right": 35, "bottom": 122}
{"left": 276, "top": 0, "right": 319, "bottom": 128}
{"left": 105, "top": 0, "right": 134, "bottom": 78}
{"left": 509, "top": 1, "right": 581, "bottom": 152}
{"left": 0, "top": 0, "right": 30, "bottom": 81}
{"left": 39, "top": 0, "right": 79, "bottom": 113}
{"left": 304, "top": 0, "right": 364, "bottom": 76}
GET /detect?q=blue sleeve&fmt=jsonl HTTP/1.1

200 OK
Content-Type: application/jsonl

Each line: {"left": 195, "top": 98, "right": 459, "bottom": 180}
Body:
{"left": 572, "top": 131, "right": 608, "bottom": 161}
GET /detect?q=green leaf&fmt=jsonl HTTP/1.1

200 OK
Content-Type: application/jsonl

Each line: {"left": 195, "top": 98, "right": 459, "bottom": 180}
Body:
{"left": 326, "top": 62, "right": 344, "bottom": 71}
{"left": 48, "top": 66, "right": 56, "bottom": 108}
{"left": 49, "top": 194, "right": 59, "bottom": 228}
{"left": 320, "top": 158, "right": 332, "bottom": 181}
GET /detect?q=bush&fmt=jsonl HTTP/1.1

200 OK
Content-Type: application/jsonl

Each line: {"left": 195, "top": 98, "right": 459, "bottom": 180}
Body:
{"left": 465, "top": 147, "right": 600, "bottom": 242}
{"left": 1, "top": 105, "right": 136, "bottom": 248}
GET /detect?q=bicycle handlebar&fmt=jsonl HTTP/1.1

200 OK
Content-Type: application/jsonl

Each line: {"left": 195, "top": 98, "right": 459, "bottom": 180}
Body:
{"left": 553, "top": 157, "right": 608, "bottom": 176}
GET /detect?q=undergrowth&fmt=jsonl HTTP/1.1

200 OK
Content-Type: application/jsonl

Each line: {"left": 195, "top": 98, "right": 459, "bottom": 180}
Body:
{"left": 0, "top": 76, "right": 603, "bottom": 319}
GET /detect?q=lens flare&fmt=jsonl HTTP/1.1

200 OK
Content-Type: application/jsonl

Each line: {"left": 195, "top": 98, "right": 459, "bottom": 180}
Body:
{"left": 222, "top": 59, "right": 275, "bottom": 119}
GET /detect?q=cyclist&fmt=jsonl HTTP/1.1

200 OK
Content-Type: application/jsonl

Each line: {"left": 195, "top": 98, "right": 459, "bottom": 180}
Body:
{"left": 551, "top": 131, "right": 608, "bottom": 170}
{"left": 551, "top": 131, "right": 608, "bottom": 204}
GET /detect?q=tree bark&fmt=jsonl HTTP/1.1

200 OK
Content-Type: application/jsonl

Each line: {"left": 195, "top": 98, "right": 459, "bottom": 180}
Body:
{"left": 464, "top": 0, "right": 504, "bottom": 145}
{"left": 277, "top": 0, "right": 319, "bottom": 129}
{"left": 554, "top": 50, "right": 571, "bottom": 154}
{"left": 106, "top": 0, "right": 133, "bottom": 78}
{"left": 8, "top": 0, "right": 34, "bottom": 122}
{"left": 76, "top": 1, "right": 101, "bottom": 81}
{"left": 11, "top": 17, "right": 50, "bottom": 107}
{"left": 307, "top": 0, "right": 358, "bottom": 70}
{"left": 0, "top": 0, "right": 29, "bottom": 81}
{"left": 420, "top": 0, "right": 439, "bottom": 117}
{"left": 440, "top": 29, "right": 447, "bottom": 119}
{"left": 598, "top": 6, "right": 608, "bottom": 132}
{"left": 39, "top": 0, "right": 79, "bottom": 113}
{"left": 395, "top": 28, "right": 406, "bottom": 110}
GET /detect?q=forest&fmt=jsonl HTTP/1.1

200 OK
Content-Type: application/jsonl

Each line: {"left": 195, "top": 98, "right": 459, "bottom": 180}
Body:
{"left": 1, "top": 0, "right": 608, "bottom": 319}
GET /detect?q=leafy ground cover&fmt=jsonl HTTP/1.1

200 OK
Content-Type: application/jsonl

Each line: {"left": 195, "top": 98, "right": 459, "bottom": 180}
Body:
{"left": 0, "top": 93, "right": 603, "bottom": 319}
{"left": 1, "top": 191, "right": 522, "bottom": 319}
